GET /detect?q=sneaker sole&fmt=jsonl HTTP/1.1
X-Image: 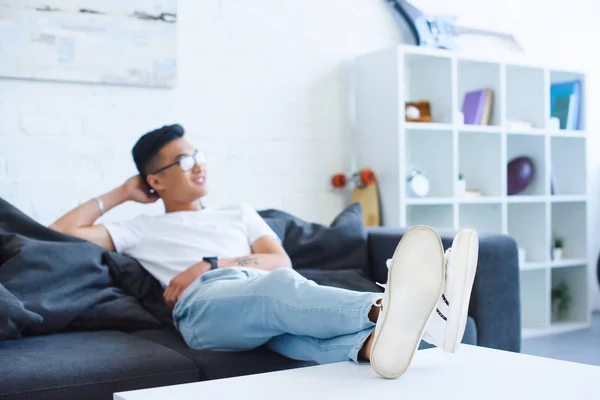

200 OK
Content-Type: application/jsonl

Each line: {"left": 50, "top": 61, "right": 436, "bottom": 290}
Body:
{"left": 370, "top": 225, "right": 445, "bottom": 379}
{"left": 443, "top": 229, "right": 479, "bottom": 353}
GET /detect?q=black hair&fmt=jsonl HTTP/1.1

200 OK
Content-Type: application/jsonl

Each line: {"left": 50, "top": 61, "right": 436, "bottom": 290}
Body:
{"left": 132, "top": 124, "right": 184, "bottom": 190}
{"left": 132, "top": 123, "right": 184, "bottom": 174}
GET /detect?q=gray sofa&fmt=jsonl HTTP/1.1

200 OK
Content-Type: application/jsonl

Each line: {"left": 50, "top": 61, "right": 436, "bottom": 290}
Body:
{"left": 0, "top": 228, "right": 521, "bottom": 400}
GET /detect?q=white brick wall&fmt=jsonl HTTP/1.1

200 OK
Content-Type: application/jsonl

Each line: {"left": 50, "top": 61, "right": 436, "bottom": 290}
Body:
{"left": 1, "top": 0, "right": 599, "bottom": 307}
{"left": 0, "top": 0, "right": 400, "bottom": 226}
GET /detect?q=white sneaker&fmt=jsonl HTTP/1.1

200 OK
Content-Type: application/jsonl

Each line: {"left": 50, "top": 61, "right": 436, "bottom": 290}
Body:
{"left": 370, "top": 225, "right": 445, "bottom": 379}
{"left": 422, "top": 229, "right": 479, "bottom": 353}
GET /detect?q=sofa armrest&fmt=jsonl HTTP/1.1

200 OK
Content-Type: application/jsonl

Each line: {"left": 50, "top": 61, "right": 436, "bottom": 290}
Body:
{"left": 366, "top": 227, "right": 521, "bottom": 352}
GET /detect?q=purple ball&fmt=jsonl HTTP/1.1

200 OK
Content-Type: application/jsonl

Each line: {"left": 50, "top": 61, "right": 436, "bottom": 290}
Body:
{"left": 507, "top": 157, "right": 534, "bottom": 195}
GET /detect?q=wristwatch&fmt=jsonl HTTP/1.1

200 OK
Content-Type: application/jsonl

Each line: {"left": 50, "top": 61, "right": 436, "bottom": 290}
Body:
{"left": 203, "top": 257, "right": 219, "bottom": 270}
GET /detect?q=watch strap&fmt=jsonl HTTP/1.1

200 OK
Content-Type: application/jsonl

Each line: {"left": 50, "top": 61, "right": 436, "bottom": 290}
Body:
{"left": 203, "top": 257, "right": 218, "bottom": 270}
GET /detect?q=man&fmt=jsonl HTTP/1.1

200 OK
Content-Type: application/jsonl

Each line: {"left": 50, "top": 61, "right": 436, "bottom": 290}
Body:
{"left": 50, "top": 124, "right": 479, "bottom": 379}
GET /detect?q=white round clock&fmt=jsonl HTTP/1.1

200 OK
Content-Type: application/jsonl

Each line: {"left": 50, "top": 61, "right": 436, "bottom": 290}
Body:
{"left": 407, "top": 169, "right": 430, "bottom": 197}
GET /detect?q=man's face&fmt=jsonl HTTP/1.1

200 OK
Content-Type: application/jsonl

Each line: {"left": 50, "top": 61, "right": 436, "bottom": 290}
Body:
{"left": 146, "top": 138, "right": 208, "bottom": 202}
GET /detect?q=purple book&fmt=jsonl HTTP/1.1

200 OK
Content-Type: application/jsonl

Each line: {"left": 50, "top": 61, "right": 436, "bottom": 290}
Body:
{"left": 462, "top": 89, "right": 487, "bottom": 125}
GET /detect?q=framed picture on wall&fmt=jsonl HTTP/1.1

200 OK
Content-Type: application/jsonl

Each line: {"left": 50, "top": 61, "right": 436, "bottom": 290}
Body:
{"left": 0, "top": 0, "right": 177, "bottom": 88}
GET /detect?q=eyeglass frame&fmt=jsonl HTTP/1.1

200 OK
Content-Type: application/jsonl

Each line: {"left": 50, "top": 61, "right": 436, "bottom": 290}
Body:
{"left": 148, "top": 149, "right": 205, "bottom": 175}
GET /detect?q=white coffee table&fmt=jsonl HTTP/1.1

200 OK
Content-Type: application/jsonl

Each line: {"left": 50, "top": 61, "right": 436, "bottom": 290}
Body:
{"left": 114, "top": 345, "right": 599, "bottom": 399}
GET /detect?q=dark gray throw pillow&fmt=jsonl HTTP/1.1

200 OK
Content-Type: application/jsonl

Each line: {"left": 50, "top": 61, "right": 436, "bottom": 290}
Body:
{"left": 0, "top": 283, "right": 43, "bottom": 340}
{"left": 0, "top": 198, "right": 164, "bottom": 336}
{"left": 258, "top": 203, "right": 369, "bottom": 273}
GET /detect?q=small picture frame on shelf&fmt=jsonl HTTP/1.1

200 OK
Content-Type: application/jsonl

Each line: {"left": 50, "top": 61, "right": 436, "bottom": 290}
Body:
{"left": 405, "top": 101, "right": 432, "bottom": 122}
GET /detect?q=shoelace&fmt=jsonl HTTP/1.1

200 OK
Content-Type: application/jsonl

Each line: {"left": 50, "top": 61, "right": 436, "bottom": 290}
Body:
{"left": 444, "top": 248, "right": 452, "bottom": 268}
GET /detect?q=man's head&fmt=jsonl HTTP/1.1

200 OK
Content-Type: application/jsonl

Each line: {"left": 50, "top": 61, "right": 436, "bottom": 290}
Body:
{"left": 132, "top": 124, "right": 208, "bottom": 204}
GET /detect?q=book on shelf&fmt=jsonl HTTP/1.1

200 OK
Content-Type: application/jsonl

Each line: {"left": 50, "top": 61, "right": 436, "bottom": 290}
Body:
{"left": 462, "top": 88, "right": 493, "bottom": 125}
{"left": 550, "top": 80, "right": 581, "bottom": 130}
{"left": 553, "top": 95, "right": 573, "bottom": 130}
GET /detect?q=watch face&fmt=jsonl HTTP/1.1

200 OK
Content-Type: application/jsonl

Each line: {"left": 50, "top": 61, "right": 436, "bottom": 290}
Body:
{"left": 411, "top": 174, "right": 430, "bottom": 197}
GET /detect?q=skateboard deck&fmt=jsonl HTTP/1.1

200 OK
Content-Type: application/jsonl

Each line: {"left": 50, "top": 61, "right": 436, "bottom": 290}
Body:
{"left": 332, "top": 169, "right": 381, "bottom": 227}
{"left": 350, "top": 181, "right": 380, "bottom": 227}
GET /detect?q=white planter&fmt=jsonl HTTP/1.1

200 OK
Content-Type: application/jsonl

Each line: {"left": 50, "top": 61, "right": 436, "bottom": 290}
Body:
{"left": 456, "top": 179, "right": 467, "bottom": 196}
{"left": 553, "top": 248, "right": 563, "bottom": 261}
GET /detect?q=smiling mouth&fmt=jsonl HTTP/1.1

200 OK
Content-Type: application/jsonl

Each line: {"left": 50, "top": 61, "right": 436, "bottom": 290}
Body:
{"left": 193, "top": 175, "right": 206, "bottom": 185}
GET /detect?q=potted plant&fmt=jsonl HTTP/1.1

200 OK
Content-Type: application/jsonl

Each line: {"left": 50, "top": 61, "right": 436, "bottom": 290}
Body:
{"left": 456, "top": 173, "right": 466, "bottom": 196}
{"left": 551, "top": 281, "right": 572, "bottom": 321}
{"left": 553, "top": 236, "right": 564, "bottom": 261}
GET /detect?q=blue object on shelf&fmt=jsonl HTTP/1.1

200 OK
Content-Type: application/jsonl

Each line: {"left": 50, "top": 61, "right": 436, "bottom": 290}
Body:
{"left": 550, "top": 80, "right": 582, "bottom": 130}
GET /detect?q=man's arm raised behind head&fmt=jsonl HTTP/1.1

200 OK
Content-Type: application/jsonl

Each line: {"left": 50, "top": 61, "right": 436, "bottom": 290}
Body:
{"left": 49, "top": 175, "right": 158, "bottom": 252}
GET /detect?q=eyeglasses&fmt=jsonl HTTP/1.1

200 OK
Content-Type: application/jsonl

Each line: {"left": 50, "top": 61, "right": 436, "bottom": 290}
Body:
{"left": 150, "top": 150, "right": 206, "bottom": 175}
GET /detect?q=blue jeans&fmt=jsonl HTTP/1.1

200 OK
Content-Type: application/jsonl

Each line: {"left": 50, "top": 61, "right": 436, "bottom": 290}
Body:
{"left": 172, "top": 267, "right": 381, "bottom": 364}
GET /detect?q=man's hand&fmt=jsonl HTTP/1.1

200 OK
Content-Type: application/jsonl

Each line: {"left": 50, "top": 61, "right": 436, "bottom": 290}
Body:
{"left": 121, "top": 175, "right": 159, "bottom": 204}
{"left": 163, "top": 262, "right": 210, "bottom": 308}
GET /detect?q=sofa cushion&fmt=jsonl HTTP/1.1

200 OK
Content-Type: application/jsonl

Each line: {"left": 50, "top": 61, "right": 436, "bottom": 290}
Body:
{"left": 0, "top": 331, "right": 198, "bottom": 400}
{"left": 259, "top": 203, "right": 369, "bottom": 273}
{"left": 104, "top": 251, "right": 175, "bottom": 328}
{"left": 0, "top": 283, "right": 43, "bottom": 340}
{"left": 131, "top": 329, "right": 316, "bottom": 381}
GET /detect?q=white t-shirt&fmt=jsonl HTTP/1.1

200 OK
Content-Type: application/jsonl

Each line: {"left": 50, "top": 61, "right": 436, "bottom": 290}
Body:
{"left": 104, "top": 203, "right": 279, "bottom": 287}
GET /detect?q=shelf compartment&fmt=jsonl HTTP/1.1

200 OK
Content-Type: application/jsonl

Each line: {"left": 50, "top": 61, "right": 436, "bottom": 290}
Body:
{"left": 550, "top": 136, "right": 586, "bottom": 196}
{"left": 551, "top": 202, "right": 587, "bottom": 259}
{"left": 457, "top": 60, "right": 501, "bottom": 126}
{"left": 507, "top": 134, "right": 546, "bottom": 196}
{"left": 405, "top": 129, "right": 454, "bottom": 198}
{"left": 406, "top": 204, "right": 453, "bottom": 230}
{"left": 458, "top": 203, "right": 502, "bottom": 233}
{"left": 520, "top": 269, "right": 550, "bottom": 330}
{"left": 404, "top": 54, "right": 453, "bottom": 123}
{"left": 506, "top": 65, "right": 545, "bottom": 129}
{"left": 508, "top": 202, "right": 547, "bottom": 263}
{"left": 458, "top": 131, "right": 502, "bottom": 197}
{"left": 550, "top": 266, "right": 588, "bottom": 323}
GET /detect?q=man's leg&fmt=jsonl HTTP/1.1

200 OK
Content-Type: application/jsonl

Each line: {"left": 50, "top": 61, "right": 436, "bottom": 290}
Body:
{"left": 172, "top": 267, "right": 382, "bottom": 352}
{"left": 265, "top": 327, "right": 379, "bottom": 365}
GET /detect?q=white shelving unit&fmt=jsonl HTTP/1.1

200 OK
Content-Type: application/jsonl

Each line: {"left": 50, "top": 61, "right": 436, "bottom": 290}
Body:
{"left": 352, "top": 45, "right": 591, "bottom": 339}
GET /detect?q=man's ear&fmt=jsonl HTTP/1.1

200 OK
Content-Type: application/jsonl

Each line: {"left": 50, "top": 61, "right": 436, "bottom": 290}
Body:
{"left": 146, "top": 174, "right": 164, "bottom": 193}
